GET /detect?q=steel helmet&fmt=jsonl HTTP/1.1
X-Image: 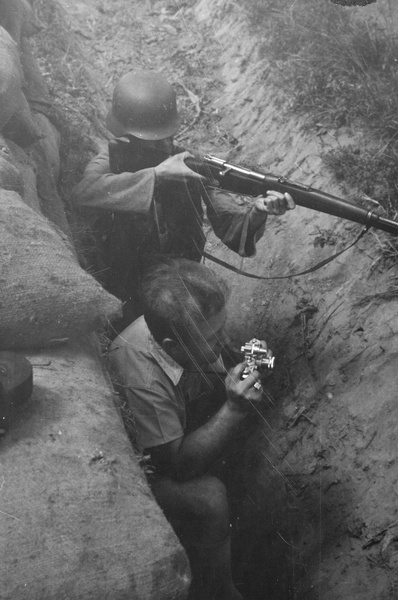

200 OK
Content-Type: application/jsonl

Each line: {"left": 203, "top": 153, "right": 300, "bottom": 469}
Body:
{"left": 106, "top": 70, "right": 180, "bottom": 140}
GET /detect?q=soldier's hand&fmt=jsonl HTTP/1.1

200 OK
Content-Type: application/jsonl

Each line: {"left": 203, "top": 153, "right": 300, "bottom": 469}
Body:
{"left": 154, "top": 151, "right": 207, "bottom": 183}
{"left": 252, "top": 191, "right": 296, "bottom": 218}
{"left": 225, "top": 363, "right": 263, "bottom": 414}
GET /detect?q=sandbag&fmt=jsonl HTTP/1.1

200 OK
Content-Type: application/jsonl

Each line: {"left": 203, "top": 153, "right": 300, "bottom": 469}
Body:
{"left": 0, "top": 0, "right": 41, "bottom": 45}
{"left": 0, "top": 26, "right": 23, "bottom": 130}
{"left": 0, "top": 190, "right": 122, "bottom": 349}
{"left": 2, "top": 90, "right": 43, "bottom": 147}
{"left": 2, "top": 136, "right": 42, "bottom": 214}
{"left": 0, "top": 340, "right": 190, "bottom": 599}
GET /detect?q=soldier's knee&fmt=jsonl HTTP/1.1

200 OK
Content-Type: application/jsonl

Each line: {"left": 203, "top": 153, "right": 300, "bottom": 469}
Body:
{"left": 196, "top": 476, "right": 229, "bottom": 524}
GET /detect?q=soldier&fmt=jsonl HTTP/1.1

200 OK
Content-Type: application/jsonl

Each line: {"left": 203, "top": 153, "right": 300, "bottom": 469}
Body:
{"left": 73, "top": 70, "right": 295, "bottom": 327}
{"left": 109, "top": 259, "right": 269, "bottom": 600}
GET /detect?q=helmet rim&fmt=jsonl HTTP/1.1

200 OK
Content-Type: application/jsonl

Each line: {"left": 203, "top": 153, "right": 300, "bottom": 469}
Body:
{"left": 105, "top": 106, "right": 180, "bottom": 140}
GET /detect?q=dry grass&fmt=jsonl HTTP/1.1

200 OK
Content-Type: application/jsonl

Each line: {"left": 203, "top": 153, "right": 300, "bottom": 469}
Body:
{"left": 243, "top": 0, "right": 398, "bottom": 229}
{"left": 355, "top": 276, "right": 398, "bottom": 304}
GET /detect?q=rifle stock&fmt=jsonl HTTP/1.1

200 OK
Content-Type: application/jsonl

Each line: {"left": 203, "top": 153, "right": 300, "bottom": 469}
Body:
{"left": 185, "top": 154, "right": 398, "bottom": 236}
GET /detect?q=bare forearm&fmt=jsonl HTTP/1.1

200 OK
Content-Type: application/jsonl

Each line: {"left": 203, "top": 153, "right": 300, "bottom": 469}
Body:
{"left": 171, "top": 401, "right": 247, "bottom": 481}
{"left": 152, "top": 366, "right": 263, "bottom": 482}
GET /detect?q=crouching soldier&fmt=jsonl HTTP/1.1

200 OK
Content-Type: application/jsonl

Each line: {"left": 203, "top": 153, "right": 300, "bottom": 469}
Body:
{"left": 109, "top": 259, "right": 268, "bottom": 600}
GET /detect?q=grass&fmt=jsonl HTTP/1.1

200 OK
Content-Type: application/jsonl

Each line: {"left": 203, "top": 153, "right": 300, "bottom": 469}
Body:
{"left": 323, "top": 145, "right": 398, "bottom": 215}
{"left": 242, "top": 0, "right": 398, "bottom": 223}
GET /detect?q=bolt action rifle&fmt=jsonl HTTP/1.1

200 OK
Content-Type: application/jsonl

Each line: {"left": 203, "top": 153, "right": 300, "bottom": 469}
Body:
{"left": 184, "top": 154, "right": 398, "bottom": 236}
{"left": 108, "top": 139, "right": 398, "bottom": 236}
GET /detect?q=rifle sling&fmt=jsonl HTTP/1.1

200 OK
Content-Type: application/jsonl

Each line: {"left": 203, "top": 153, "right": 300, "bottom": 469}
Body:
{"left": 201, "top": 226, "right": 369, "bottom": 280}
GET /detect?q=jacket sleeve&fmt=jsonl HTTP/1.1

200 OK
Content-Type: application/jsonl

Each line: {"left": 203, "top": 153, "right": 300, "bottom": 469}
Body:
{"left": 72, "top": 147, "right": 156, "bottom": 216}
{"left": 203, "top": 187, "right": 266, "bottom": 257}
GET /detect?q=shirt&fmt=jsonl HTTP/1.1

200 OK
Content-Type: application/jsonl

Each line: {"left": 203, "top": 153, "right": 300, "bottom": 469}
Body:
{"left": 108, "top": 316, "right": 226, "bottom": 451}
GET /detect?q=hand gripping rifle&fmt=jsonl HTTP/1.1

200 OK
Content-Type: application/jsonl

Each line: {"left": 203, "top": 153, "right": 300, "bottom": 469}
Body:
{"left": 184, "top": 154, "right": 398, "bottom": 236}
{"left": 108, "top": 139, "right": 398, "bottom": 234}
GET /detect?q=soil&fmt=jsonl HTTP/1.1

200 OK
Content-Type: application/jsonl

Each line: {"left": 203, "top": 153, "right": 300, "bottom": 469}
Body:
{"left": 31, "top": 0, "right": 398, "bottom": 598}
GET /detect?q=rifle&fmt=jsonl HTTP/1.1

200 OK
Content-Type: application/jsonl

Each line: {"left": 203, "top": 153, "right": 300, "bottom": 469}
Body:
{"left": 108, "top": 139, "right": 398, "bottom": 236}
{"left": 184, "top": 154, "right": 398, "bottom": 236}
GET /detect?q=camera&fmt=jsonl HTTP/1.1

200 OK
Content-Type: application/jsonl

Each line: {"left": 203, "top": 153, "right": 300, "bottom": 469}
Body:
{"left": 241, "top": 338, "right": 275, "bottom": 389}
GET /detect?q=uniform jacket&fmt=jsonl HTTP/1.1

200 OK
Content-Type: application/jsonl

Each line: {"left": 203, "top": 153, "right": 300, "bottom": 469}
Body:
{"left": 73, "top": 142, "right": 265, "bottom": 300}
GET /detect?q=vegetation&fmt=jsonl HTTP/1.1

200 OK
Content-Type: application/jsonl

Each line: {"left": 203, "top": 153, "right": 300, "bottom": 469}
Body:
{"left": 243, "top": 0, "right": 398, "bottom": 219}
{"left": 31, "top": 0, "right": 107, "bottom": 194}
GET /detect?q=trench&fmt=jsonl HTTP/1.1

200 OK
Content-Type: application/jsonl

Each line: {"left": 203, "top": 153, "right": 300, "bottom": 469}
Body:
{"left": 25, "top": 0, "right": 398, "bottom": 599}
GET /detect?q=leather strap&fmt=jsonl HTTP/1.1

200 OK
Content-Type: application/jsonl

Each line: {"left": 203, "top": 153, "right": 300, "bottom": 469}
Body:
{"left": 202, "top": 226, "right": 369, "bottom": 280}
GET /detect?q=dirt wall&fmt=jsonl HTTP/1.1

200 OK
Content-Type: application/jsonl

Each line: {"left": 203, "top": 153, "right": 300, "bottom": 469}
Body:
{"left": 193, "top": 1, "right": 398, "bottom": 598}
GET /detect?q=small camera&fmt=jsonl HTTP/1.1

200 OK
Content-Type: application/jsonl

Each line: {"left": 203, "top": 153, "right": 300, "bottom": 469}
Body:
{"left": 241, "top": 339, "right": 275, "bottom": 389}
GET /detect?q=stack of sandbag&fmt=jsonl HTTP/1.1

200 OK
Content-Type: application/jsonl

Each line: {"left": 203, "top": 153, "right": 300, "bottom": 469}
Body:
{"left": 0, "top": 4, "right": 42, "bottom": 147}
{"left": 0, "top": 2, "right": 191, "bottom": 598}
{"left": 0, "top": 188, "right": 122, "bottom": 349}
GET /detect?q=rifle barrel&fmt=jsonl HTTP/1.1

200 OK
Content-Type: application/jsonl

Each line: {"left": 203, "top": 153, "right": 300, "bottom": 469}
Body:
{"left": 185, "top": 155, "right": 398, "bottom": 236}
